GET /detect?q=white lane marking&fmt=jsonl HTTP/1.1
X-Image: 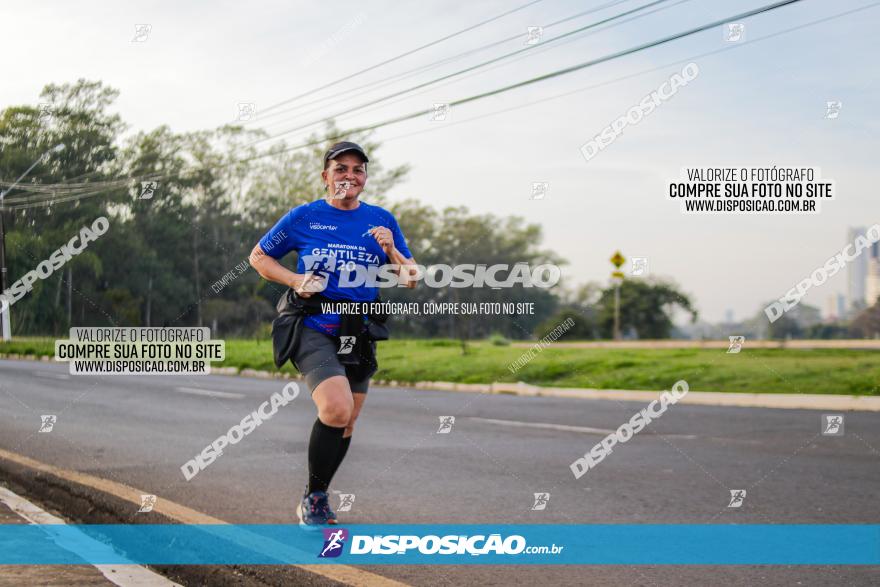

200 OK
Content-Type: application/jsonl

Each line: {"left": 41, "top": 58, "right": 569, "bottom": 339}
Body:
{"left": 33, "top": 372, "right": 70, "bottom": 380}
{"left": 0, "top": 485, "right": 181, "bottom": 587}
{"left": 0, "top": 448, "right": 409, "bottom": 587}
{"left": 470, "top": 417, "right": 616, "bottom": 435}
{"left": 469, "top": 417, "right": 697, "bottom": 439}
{"left": 175, "top": 387, "right": 245, "bottom": 399}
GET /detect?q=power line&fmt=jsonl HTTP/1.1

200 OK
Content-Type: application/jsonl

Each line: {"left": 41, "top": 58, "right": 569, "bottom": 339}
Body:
{"left": 248, "top": 0, "right": 677, "bottom": 146}
{"left": 252, "top": 0, "right": 691, "bottom": 151}
{"left": 0, "top": 1, "right": 674, "bottom": 200}
{"left": 256, "top": 0, "right": 548, "bottom": 117}
{"left": 3, "top": 0, "right": 841, "bottom": 211}
{"left": 248, "top": 0, "right": 634, "bottom": 125}
{"left": 380, "top": 3, "right": 879, "bottom": 146}
{"left": 241, "top": 0, "right": 805, "bottom": 158}
{"left": 1, "top": 0, "right": 804, "bottom": 209}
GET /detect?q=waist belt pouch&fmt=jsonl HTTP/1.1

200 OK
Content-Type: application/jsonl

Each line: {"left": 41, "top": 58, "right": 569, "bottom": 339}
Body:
{"left": 276, "top": 288, "right": 296, "bottom": 313}
{"left": 271, "top": 313, "right": 300, "bottom": 369}
{"left": 337, "top": 312, "right": 367, "bottom": 367}
{"left": 366, "top": 320, "right": 390, "bottom": 341}
{"left": 347, "top": 338, "right": 378, "bottom": 381}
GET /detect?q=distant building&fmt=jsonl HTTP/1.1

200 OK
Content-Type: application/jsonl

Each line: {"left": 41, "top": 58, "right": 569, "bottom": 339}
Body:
{"left": 825, "top": 295, "right": 837, "bottom": 321}
{"left": 867, "top": 241, "right": 880, "bottom": 308}
{"left": 724, "top": 309, "right": 734, "bottom": 324}
{"left": 847, "top": 227, "right": 868, "bottom": 308}
{"left": 825, "top": 293, "right": 850, "bottom": 321}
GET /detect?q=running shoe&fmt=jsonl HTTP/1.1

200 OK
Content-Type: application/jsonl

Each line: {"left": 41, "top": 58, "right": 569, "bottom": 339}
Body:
{"left": 325, "top": 500, "right": 338, "bottom": 525}
{"left": 297, "top": 490, "right": 337, "bottom": 528}
{"left": 311, "top": 485, "right": 338, "bottom": 524}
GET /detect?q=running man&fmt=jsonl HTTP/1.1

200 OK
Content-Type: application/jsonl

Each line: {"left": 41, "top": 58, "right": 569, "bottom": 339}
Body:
{"left": 250, "top": 141, "right": 417, "bottom": 527}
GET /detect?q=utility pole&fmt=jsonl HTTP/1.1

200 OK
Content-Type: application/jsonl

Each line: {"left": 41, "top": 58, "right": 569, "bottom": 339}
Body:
{"left": 609, "top": 251, "right": 625, "bottom": 341}
{"left": 0, "top": 212, "right": 10, "bottom": 341}
{"left": 0, "top": 143, "right": 65, "bottom": 341}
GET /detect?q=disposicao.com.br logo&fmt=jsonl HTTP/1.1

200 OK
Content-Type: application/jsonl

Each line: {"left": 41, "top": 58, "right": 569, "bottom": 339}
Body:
{"left": 320, "top": 530, "right": 563, "bottom": 558}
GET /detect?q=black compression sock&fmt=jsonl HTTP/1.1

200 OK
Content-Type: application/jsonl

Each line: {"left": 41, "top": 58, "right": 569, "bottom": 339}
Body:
{"left": 307, "top": 419, "right": 345, "bottom": 494}
{"left": 326, "top": 435, "right": 352, "bottom": 486}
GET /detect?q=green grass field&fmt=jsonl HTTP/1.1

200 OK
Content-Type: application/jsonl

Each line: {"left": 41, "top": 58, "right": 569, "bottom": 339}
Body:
{"left": 3, "top": 337, "right": 879, "bottom": 395}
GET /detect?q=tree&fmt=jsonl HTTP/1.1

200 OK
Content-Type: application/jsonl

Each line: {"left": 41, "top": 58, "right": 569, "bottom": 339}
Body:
{"left": 531, "top": 281, "right": 601, "bottom": 339}
{"left": 850, "top": 302, "right": 880, "bottom": 338}
{"left": 534, "top": 308, "right": 596, "bottom": 339}
{"left": 768, "top": 313, "right": 802, "bottom": 339}
{"left": 1, "top": 83, "right": 416, "bottom": 334}
{"left": 381, "top": 200, "right": 564, "bottom": 340}
{"left": 595, "top": 279, "right": 697, "bottom": 339}
{"left": 805, "top": 322, "right": 850, "bottom": 340}
{"left": 1, "top": 80, "right": 569, "bottom": 340}
{"left": 748, "top": 302, "right": 822, "bottom": 340}
{"left": 0, "top": 79, "right": 124, "bottom": 333}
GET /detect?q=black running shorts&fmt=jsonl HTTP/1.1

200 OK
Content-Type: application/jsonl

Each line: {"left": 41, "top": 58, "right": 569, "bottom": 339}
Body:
{"left": 292, "top": 327, "right": 374, "bottom": 394}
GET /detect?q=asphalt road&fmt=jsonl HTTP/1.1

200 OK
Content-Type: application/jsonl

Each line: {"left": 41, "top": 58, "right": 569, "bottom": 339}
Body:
{"left": 1, "top": 358, "right": 878, "bottom": 586}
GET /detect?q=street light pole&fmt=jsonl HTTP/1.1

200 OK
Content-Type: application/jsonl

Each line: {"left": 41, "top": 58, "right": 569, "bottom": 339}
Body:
{"left": 0, "top": 143, "right": 65, "bottom": 341}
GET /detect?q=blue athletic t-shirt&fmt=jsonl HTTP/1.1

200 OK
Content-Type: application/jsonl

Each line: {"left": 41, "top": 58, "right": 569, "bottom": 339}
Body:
{"left": 258, "top": 198, "right": 412, "bottom": 336}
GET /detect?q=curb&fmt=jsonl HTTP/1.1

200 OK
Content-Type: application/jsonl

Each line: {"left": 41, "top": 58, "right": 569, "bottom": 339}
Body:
{"left": 395, "top": 380, "right": 880, "bottom": 412}
{"left": 0, "top": 447, "right": 402, "bottom": 587}
{"left": 2, "top": 353, "right": 878, "bottom": 412}
{"left": 509, "top": 339, "right": 880, "bottom": 350}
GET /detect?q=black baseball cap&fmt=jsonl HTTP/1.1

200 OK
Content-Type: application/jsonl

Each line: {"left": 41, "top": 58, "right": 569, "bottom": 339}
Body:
{"left": 323, "top": 141, "right": 369, "bottom": 166}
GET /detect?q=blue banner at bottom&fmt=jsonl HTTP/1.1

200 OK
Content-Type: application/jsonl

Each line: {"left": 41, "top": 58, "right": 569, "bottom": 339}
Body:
{"left": 0, "top": 524, "right": 878, "bottom": 565}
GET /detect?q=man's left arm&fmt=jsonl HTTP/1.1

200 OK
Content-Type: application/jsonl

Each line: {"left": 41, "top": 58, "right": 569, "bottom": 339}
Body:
{"left": 386, "top": 247, "right": 419, "bottom": 289}
{"left": 368, "top": 225, "right": 419, "bottom": 288}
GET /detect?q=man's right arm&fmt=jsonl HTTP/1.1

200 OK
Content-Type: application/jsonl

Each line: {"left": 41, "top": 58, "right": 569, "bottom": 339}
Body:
{"left": 249, "top": 244, "right": 317, "bottom": 298}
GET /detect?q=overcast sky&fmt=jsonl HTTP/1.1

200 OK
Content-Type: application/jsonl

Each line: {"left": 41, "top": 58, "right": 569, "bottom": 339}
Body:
{"left": 4, "top": 0, "right": 879, "bottom": 322}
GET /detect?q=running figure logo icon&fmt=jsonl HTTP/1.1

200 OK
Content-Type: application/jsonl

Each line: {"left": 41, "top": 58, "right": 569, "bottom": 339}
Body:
{"left": 236, "top": 103, "right": 256, "bottom": 122}
{"left": 727, "top": 336, "right": 745, "bottom": 353}
{"left": 138, "top": 494, "right": 157, "bottom": 513}
{"left": 302, "top": 254, "right": 334, "bottom": 276}
{"left": 338, "top": 493, "right": 355, "bottom": 512}
{"left": 139, "top": 181, "right": 158, "bottom": 200}
{"left": 727, "top": 489, "right": 746, "bottom": 508}
{"left": 531, "top": 492, "right": 550, "bottom": 511}
{"left": 724, "top": 22, "right": 745, "bottom": 42}
{"left": 132, "top": 24, "right": 152, "bottom": 42}
{"left": 821, "top": 414, "right": 844, "bottom": 436}
{"left": 525, "top": 26, "right": 543, "bottom": 45}
{"left": 430, "top": 103, "right": 450, "bottom": 122}
{"left": 437, "top": 416, "right": 455, "bottom": 433}
{"left": 333, "top": 181, "right": 351, "bottom": 199}
{"left": 338, "top": 336, "right": 356, "bottom": 355}
{"left": 824, "top": 101, "right": 843, "bottom": 119}
{"left": 38, "top": 415, "right": 57, "bottom": 433}
{"left": 319, "top": 528, "right": 348, "bottom": 558}
{"left": 631, "top": 257, "right": 648, "bottom": 276}
{"left": 530, "top": 182, "right": 548, "bottom": 200}
{"left": 299, "top": 253, "right": 335, "bottom": 293}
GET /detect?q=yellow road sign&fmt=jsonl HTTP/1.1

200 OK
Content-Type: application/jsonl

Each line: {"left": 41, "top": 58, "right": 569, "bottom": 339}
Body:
{"left": 611, "top": 271, "right": 625, "bottom": 279}
{"left": 610, "top": 251, "right": 625, "bottom": 268}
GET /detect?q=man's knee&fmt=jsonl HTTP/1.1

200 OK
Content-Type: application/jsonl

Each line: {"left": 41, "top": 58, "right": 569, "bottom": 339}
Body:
{"left": 314, "top": 376, "right": 354, "bottom": 427}
{"left": 345, "top": 401, "right": 365, "bottom": 436}
{"left": 320, "top": 399, "right": 352, "bottom": 428}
